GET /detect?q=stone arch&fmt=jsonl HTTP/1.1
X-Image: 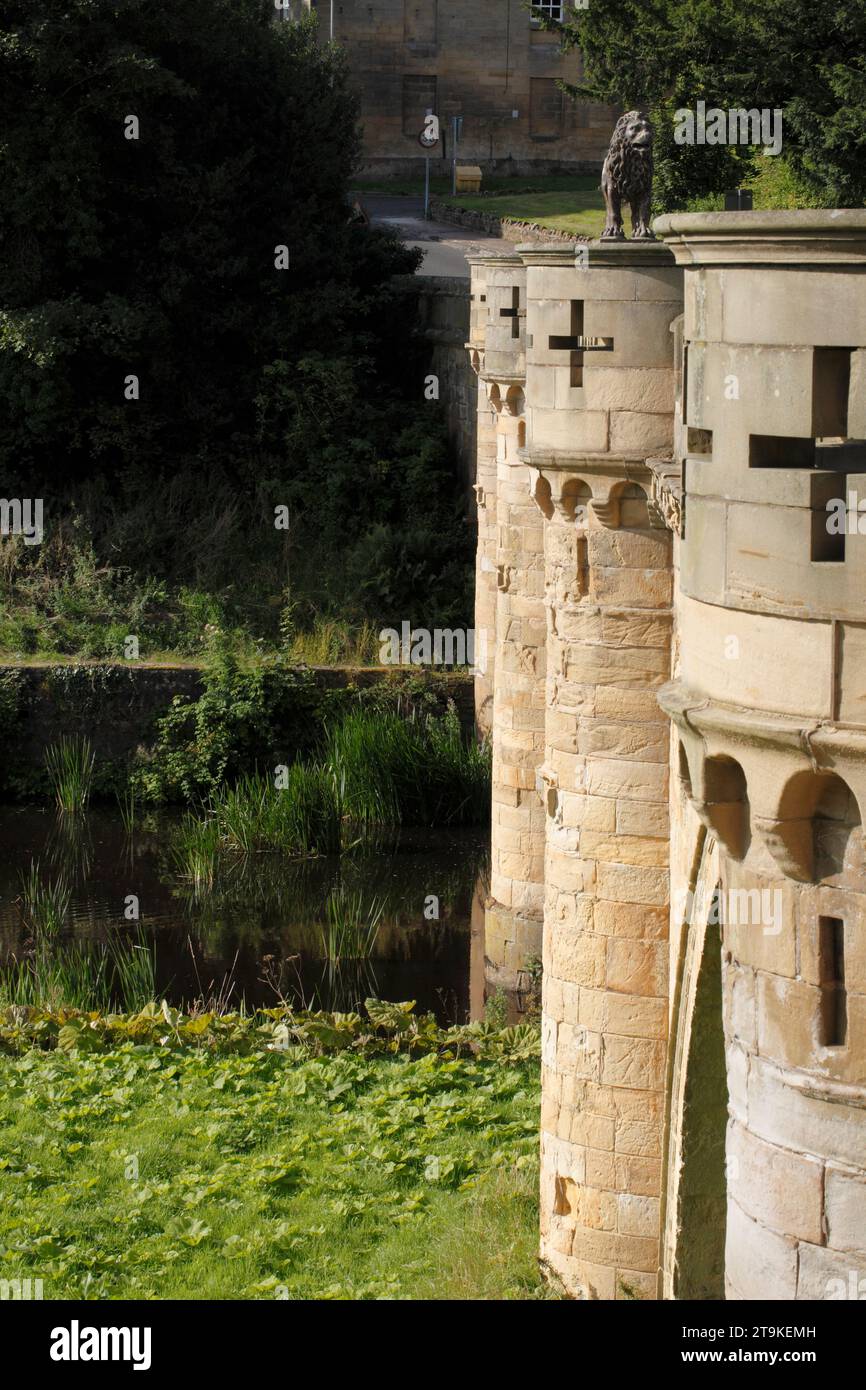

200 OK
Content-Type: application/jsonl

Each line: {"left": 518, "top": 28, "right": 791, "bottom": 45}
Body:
{"left": 663, "top": 836, "right": 728, "bottom": 1299}
{"left": 488, "top": 382, "right": 502, "bottom": 413}
{"left": 765, "top": 770, "right": 863, "bottom": 884}
{"left": 505, "top": 384, "right": 525, "bottom": 417}
{"left": 678, "top": 739, "right": 693, "bottom": 796}
{"left": 591, "top": 479, "right": 652, "bottom": 530}
{"left": 702, "top": 755, "right": 750, "bottom": 861}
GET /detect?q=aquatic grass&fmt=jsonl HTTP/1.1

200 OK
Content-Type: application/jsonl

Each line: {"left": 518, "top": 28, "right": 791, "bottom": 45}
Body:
{"left": 171, "top": 706, "right": 490, "bottom": 882}
{"left": 0, "top": 942, "right": 112, "bottom": 1012}
{"left": 106, "top": 928, "right": 157, "bottom": 1014}
{"left": 45, "top": 734, "right": 95, "bottom": 813}
{"left": 320, "top": 887, "right": 385, "bottom": 963}
{"left": 172, "top": 813, "right": 221, "bottom": 892}
{"left": 218, "top": 768, "right": 341, "bottom": 857}
{"left": 19, "top": 861, "right": 71, "bottom": 939}
{"left": 325, "top": 703, "right": 491, "bottom": 828}
{"left": 117, "top": 785, "right": 136, "bottom": 834}
{"left": 316, "top": 887, "right": 386, "bottom": 1013}
{"left": 0, "top": 927, "right": 156, "bottom": 1014}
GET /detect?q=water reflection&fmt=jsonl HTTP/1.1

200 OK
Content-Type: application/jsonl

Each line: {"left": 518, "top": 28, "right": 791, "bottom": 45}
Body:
{"left": 0, "top": 807, "right": 490, "bottom": 1024}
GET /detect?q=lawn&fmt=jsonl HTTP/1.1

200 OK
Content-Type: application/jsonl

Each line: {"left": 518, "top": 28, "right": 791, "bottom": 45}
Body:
{"left": 0, "top": 1025, "right": 548, "bottom": 1300}
{"left": 355, "top": 174, "right": 607, "bottom": 238}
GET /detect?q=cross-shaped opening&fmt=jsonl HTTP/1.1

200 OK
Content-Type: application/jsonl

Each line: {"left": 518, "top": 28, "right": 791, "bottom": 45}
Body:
{"left": 548, "top": 301, "right": 613, "bottom": 387}
{"left": 499, "top": 285, "right": 522, "bottom": 340}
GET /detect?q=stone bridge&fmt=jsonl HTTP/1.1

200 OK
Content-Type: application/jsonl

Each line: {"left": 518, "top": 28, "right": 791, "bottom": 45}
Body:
{"left": 468, "top": 211, "right": 866, "bottom": 1299}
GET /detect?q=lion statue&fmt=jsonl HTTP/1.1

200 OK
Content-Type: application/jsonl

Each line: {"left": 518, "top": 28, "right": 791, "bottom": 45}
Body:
{"left": 600, "top": 110, "right": 655, "bottom": 241}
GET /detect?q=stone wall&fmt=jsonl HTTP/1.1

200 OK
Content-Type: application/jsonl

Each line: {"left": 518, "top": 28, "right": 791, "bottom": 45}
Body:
{"left": 0, "top": 664, "right": 475, "bottom": 774}
{"left": 469, "top": 209, "right": 866, "bottom": 1300}
{"left": 295, "top": 0, "right": 615, "bottom": 176}
{"left": 398, "top": 273, "right": 478, "bottom": 493}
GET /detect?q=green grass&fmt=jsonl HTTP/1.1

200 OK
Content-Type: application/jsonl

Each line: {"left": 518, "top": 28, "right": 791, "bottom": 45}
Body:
{"left": 355, "top": 174, "right": 606, "bottom": 238}
{"left": 326, "top": 705, "right": 491, "bottom": 830}
{"left": 0, "top": 1041, "right": 547, "bottom": 1300}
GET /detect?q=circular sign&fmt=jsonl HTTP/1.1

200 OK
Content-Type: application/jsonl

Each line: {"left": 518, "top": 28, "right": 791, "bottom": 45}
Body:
{"left": 418, "top": 129, "right": 440, "bottom": 149}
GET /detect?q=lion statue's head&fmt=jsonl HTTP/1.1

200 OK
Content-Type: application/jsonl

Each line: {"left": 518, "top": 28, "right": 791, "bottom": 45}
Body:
{"left": 604, "top": 110, "right": 654, "bottom": 196}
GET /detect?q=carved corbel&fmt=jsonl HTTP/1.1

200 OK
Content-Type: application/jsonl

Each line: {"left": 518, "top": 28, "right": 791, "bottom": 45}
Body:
{"left": 589, "top": 481, "right": 620, "bottom": 529}
{"left": 646, "top": 458, "right": 683, "bottom": 533}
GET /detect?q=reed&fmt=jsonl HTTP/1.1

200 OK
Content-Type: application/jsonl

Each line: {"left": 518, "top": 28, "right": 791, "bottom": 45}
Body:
{"left": 172, "top": 813, "right": 221, "bottom": 892}
{"left": 319, "top": 886, "right": 385, "bottom": 962}
{"left": 0, "top": 927, "right": 156, "bottom": 1013}
{"left": 19, "top": 860, "right": 71, "bottom": 939}
{"left": 325, "top": 704, "right": 490, "bottom": 828}
{"left": 171, "top": 706, "right": 490, "bottom": 882}
{"left": 117, "top": 785, "right": 136, "bottom": 834}
{"left": 45, "top": 734, "right": 96, "bottom": 813}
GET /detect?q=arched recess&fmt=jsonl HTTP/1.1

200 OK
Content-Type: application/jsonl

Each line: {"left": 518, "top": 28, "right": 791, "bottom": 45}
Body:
{"left": 617, "top": 481, "right": 651, "bottom": 529}
{"left": 517, "top": 420, "right": 526, "bottom": 450}
{"left": 561, "top": 476, "right": 592, "bottom": 526}
{"left": 702, "top": 755, "right": 750, "bottom": 861}
{"left": 766, "top": 770, "right": 863, "bottom": 883}
{"left": 663, "top": 833, "right": 728, "bottom": 1300}
{"left": 505, "top": 384, "right": 524, "bottom": 417}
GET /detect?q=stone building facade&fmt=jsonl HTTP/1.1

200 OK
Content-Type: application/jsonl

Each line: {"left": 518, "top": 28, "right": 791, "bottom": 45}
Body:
{"left": 286, "top": 0, "right": 614, "bottom": 177}
{"left": 468, "top": 211, "right": 866, "bottom": 1299}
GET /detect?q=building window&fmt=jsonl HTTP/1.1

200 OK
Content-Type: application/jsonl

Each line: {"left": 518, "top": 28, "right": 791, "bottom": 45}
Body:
{"left": 402, "top": 75, "right": 437, "bottom": 137}
{"left": 405, "top": 0, "right": 437, "bottom": 44}
{"left": 529, "top": 77, "right": 563, "bottom": 138}
{"left": 530, "top": 1, "right": 564, "bottom": 22}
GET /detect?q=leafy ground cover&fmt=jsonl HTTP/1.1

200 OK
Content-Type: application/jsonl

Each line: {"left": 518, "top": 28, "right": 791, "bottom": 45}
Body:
{"left": 0, "top": 1005, "right": 547, "bottom": 1300}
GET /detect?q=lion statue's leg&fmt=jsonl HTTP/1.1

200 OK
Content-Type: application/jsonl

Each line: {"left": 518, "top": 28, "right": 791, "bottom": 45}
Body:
{"left": 630, "top": 194, "right": 656, "bottom": 241}
{"left": 601, "top": 174, "right": 625, "bottom": 241}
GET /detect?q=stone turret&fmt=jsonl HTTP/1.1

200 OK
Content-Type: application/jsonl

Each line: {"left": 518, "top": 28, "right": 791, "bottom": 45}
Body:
{"left": 656, "top": 211, "right": 866, "bottom": 1301}
{"left": 523, "top": 241, "right": 683, "bottom": 1298}
{"left": 469, "top": 209, "right": 866, "bottom": 1301}
{"left": 468, "top": 252, "right": 546, "bottom": 999}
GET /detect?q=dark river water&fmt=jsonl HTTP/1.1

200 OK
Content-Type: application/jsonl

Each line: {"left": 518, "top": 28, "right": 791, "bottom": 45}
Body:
{"left": 0, "top": 807, "right": 490, "bottom": 1024}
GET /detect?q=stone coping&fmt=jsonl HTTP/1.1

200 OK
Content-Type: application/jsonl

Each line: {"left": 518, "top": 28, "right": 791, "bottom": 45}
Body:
{"left": 658, "top": 679, "right": 866, "bottom": 757}
{"left": 654, "top": 209, "right": 866, "bottom": 265}
{"left": 516, "top": 239, "right": 676, "bottom": 267}
{"left": 464, "top": 251, "right": 524, "bottom": 267}
{"left": 523, "top": 448, "right": 660, "bottom": 473}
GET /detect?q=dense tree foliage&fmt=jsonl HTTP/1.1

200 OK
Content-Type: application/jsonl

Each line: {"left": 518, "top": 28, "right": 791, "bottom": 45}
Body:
{"left": 0, "top": 1, "right": 471, "bottom": 645}
{"left": 552, "top": 0, "right": 866, "bottom": 209}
